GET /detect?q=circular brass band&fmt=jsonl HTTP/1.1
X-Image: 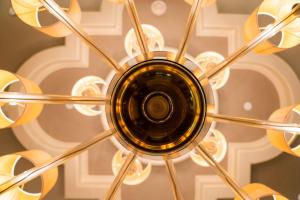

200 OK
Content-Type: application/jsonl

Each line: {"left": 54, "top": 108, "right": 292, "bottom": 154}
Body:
{"left": 105, "top": 51, "right": 215, "bottom": 159}
{"left": 112, "top": 60, "right": 206, "bottom": 155}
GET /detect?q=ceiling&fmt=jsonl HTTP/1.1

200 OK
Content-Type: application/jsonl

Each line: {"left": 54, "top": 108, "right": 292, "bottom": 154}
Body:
{"left": 0, "top": 0, "right": 300, "bottom": 200}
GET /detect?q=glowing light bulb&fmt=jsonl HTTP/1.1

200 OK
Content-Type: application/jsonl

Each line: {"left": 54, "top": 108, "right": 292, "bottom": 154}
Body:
{"left": 195, "top": 51, "right": 230, "bottom": 90}
{"left": 124, "top": 24, "right": 165, "bottom": 57}
{"left": 71, "top": 76, "right": 106, "bottom": 117}
{"left": 0, "top": 176, "right": 18, "bottom": 199}
{"left": 112, "top": 150, "right": 152, "bottom": 185}
{"left": 191, "top": 129, "right": 227, "bottom": 167}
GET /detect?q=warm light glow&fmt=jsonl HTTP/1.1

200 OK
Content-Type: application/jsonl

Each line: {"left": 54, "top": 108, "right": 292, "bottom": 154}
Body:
{"left": 244, "top": 0, "right": 300, "bottom": 54}
{"left": 112, "top": 150, "right": 151, "bottom": 185}
{"left": 191, "top": 129, "right": 227, "bottom": 167}
{"left": 108, "top": 0, "right": 124, "bottom": 3}
{"left": 0, "top": 176, "right": 19, "bottom": 200}
{"left": 11, "top": 0, "right": 81, "bottom": 37}
{"left": 71, "top": 76, "right": 106, "bottom": 116}
{"left": 234, "top": 183, "right": 288, "bottom": 200}
{"left": 0, "top": 152, "right": 58, "bottom": 199}
{"left": 0, "top": 70, "right": 43, "bottom": 129}
{"left": 124, "top": 24, "right": 165, "bottom": 57}
{"left": 184, "top": 0, "right": 216, "bottom": 7}
{"left": 195, "top": 51, "right": 230, "bottom": 90}
{"left": 267, "top": 104, "right": 300, "bottom": 157}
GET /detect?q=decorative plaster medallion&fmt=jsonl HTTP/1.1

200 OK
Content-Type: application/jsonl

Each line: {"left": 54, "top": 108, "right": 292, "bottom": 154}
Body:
{"left": 151, "top": 0, "right": 167, "bottom": 16}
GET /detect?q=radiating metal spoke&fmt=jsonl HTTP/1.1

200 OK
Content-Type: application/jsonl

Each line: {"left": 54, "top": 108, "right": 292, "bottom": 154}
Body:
{"left": 0, "top": 129, "right": 115, "bottom": 195}
{"left": 0, "top": 92, "right": 108, "bottom": 105}
{"left": 9, "top": 7, "right": 69, "bottom": 16}
{"left": 164, "top": 159, "right": 184, "bottom": 200}
{"left": 195, "top": 144, "right": 252, "bottom": 200}
{"left": 175, "top": 0, "right": 203, "bottom": 62}
{"left": 198, "top": 4, "right": 300, "bottom": 81}
{"left": 207, "top": 112, "right": 300, "bottom": 134}
{"left": 125, "top": 0, "right": 150, "bottom": 60}
{"left": 40, "top": 0, "right": 121, "bottom": 72}
{"left": 104, "top": 152, "right": 136, "bottom": 200}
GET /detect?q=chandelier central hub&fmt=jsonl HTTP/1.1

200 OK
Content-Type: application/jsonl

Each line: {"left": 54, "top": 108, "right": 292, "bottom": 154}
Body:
{"left": 109, "top": 58, "right": 207, "bottom": 157}
{"left": 142, "top": 91, "right": 174, "bottom": 124}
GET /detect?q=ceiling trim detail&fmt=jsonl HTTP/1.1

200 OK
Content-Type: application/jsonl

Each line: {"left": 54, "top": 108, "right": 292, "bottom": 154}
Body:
{"left": 11, "top": 2, "right": 300, "bottom": 200}
{"left": 12, "top": 1, "right": 124, "bottom": 199}
{"left": 195, "top": 4, "right": 300, "bottom": 200}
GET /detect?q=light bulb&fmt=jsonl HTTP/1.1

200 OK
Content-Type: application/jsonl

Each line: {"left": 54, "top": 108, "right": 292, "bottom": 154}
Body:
{"left": 191, "top": 129, "right": 227, "bottom": 167}
{"left": 124, "top": 24, "right": 165, "bottom": 57}
{"left": 112, "top": 150, "right": 152, "bottom": 185}
{"left": 71, "top": 76, "right": 106, "bottom": 117}
{"left": 195, "top": 51, "right": 230, "bottom": 90}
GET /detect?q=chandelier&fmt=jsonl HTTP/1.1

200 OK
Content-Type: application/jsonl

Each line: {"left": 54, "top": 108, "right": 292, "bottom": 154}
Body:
{"left": 0, "top": 0, "right": 300, "bottom": 199}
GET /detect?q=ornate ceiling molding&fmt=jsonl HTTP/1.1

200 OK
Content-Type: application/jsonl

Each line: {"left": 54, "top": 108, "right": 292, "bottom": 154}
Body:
{"left": 13, "top": 1, "right": 124, "bottom": 199}
{"left": 196, "top": 4, "right": 300, "bottom": 200}
{"left": 11, "top": 2, "right": 300, "bottom": 200}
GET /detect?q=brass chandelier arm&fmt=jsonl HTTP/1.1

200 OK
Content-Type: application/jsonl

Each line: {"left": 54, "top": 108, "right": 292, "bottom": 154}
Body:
{"left": 0, "top": 92, "right": 108, "bottom": 105}
{"left": 164, "top": 159, "right": 184, "bottom": 200}
{"left": 207, "top": 112, "right": 300, "bottom": 134}
{"left": 10, "top": 7, "right": 69, "bottom": 16}
{"left": 0, "top": 129, "right": 115, "bottom": 195}
{"left": 175, "top": 0, "right": 203, "bottom": 62}
{"left": 40, "top": 0, "right": 122, "bottom": 72}
{"left": 198, "top": 4, "right": 300, "bottom": 81}
{"left": 195, "top": 144, "right": 252, "bottom": 200}
{"left": 104, "top": 152, "right": 137, "bottom": 200}
{"left": 125, "top": 0, "right": 151, "bottom": 60}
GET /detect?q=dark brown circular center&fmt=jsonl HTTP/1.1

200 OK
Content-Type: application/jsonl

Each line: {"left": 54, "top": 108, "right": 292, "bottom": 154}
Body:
{"left": 142, "top": 92, "right": 173, "bottom": 123}
{"left": 110, "top": 59, "right": 207, "bottom": 155}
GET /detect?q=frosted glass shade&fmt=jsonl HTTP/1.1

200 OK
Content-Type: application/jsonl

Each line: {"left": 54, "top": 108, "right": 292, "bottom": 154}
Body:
{"left": 112, "top": 150, "right": 152, "bottom": 185}
{"left": 195, "top": 51, "right": 230, "bottom": 90}
{"left": 124, "top": 24, "right": 165, "bottom": 57}
{"left": 71, "top": 76, "right": 106, "bottom": 117}
{"left": 191, "top": 129, "right": 227, "bottom": 167}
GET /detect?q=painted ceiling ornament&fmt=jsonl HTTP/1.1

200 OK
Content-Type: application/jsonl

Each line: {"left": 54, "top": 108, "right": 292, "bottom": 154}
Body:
{"left": 112, "top": 150, "right": 152, "bottom": 186}
{"left": 11, "top": 0, "right": 81, "bottom": 37}
{"left": 195, "top": 51, "right": 230, "bottom": 90}
{"left": 191, "top": 129, "right": 227, "bottom": 167}
{"left": 151, "top": 0, "right": 167, "bottom": 16}
{"left": 71, "top": 76, "right": 106, "bottom": 117}
{"left": 244, "top": 0, "right": 300, "bottom": 54}
{"left": 124, "top": 24, "right": 165, "bottom": 57}
{"left": 0, "top": 70, "right": 43, "bottom": 129}
{"left": 0, "top": 151, "right": 58, "bottom": 200}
